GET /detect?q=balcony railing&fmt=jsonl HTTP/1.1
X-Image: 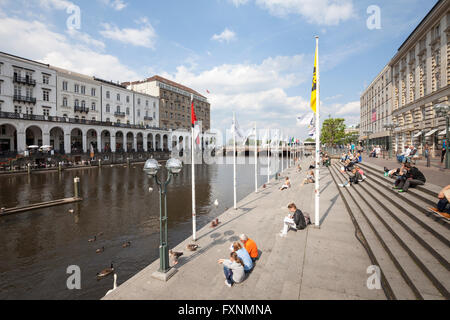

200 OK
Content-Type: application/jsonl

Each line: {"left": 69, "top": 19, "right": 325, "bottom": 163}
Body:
{"left": 74, "top": 106, "right": 89, "bottom": 114}
{"left": 13, "top": 76, "right": 36, "bottom": 86}
{"left": 114, "top": 112, "right": 126, "bottom": 117}
{"left": 13, "top": 95, "right": 36, "bottom": 104}
{"left": 144, "top": 116, "right": 153, "bottom": 121}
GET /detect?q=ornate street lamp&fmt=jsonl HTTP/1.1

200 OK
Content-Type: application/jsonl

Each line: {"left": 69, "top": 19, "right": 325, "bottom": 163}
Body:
{"left": 143, "top": 157, "right": 183, "bottom": 281}
{"left": 383, "top": 123, "right": 395, "bottom": 159}
{"left": 433, "top": 103, "right": 450, "bottom": 169}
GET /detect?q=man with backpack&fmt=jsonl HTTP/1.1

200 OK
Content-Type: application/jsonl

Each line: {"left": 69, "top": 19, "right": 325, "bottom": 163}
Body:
{"left": 393, "top": 163, "right": 426, "bottom": 193}
{"left": 279, "top": 203, "right": 311, "bottom": 237}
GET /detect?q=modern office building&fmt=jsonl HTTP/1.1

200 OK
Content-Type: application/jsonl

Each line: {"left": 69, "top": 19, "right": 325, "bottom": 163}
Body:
{"left": 124, "top": 75, "right": 211, "bottom": 131}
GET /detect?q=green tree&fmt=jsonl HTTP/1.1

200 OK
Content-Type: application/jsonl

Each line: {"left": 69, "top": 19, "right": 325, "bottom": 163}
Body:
{"left": 320, "top": 118, "right": 346, "bottom": 146}
{"left": 305, "top": 138, "right": 315, "bottom": 142}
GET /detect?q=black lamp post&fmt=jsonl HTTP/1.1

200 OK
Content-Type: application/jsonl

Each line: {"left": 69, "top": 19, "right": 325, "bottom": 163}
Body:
{"left": 433, "top": 103, "right": 450, "bottom": 169}
{"left": 144, "top": 158, "right": 183, "bottom": 281}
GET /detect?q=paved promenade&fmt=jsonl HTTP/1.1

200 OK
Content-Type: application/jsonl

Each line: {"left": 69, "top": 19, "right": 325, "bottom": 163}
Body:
{"left": 103, "top": 158, "right": 385, "bottom": 300}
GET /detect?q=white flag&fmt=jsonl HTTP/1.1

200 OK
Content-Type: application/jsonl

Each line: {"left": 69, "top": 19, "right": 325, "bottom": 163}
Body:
{"left": 270, "top": 130, "right": 279, "bottom": 147}
{"left": 308, "top": 126, "right": 315, "bottom": 138}
{"left": 297, "top": 113, "right": 314, "bottom": 126}
{"left": 231, "top": 117, "right": 245, "bottom": 141}
{"left": 242, "top": 127, "right": 256, "bottom": 146}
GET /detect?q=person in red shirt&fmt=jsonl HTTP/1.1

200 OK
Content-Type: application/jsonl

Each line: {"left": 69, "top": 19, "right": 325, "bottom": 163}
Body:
{"left": 239, "top": 234, "right": 258, "bottom": 262}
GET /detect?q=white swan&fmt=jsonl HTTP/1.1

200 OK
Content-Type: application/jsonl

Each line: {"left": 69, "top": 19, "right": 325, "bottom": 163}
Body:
{"left": 214, "top": 199, "right": 219, "bottom": 207}
{"left": 105, "top": 273, "right": 117, "bottom": 296}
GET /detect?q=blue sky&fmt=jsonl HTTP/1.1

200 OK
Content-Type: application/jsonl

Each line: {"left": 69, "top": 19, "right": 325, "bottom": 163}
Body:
{"left": 0, "top": 0, "right": 438, "bottom": 139}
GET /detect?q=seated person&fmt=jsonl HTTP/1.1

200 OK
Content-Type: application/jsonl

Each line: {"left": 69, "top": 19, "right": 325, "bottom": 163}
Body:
{"left": 354, "top": 165, "right": 366, "bottom": 181}
{"left": 280, "top": 177, "right": 291, "bottom": 190}
{"left": 218, "top": 252, "right": 245, "bottom": 287}
{"left": 393, "top": 163, "right": 426, "bottom": 193}
{"left": 397, "top": 146, "right": 412, "bottom": 163}
{"left": 430, "top": 185, "right": 450, "bottom": 217}
{"left": 280, "top": 203, "right": 309, "bottom": 236}
{"left": 230, "top": 242, "right": 253, "bottom": 273}
{"left": 370, "top": 147, "right": 377, "bottom": 158}
{"left": 338, "top": 167, "right": 363, "bottom": 187}
{"left": 301, "top": 170, "right": 315, "bottom": 185}
{"left": 297, "top": 164, "right": 302, "bottom": 172}
{"left": 239, "top": 234, "right": 258, "bottom": 262}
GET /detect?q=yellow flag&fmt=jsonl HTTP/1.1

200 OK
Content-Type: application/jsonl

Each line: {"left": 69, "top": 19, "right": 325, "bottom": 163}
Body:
{"left": 310, "top": 46, "right": 317, "bottom": 114}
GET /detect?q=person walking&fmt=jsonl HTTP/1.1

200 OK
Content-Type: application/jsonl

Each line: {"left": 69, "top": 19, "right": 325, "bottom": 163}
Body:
{"left": 441, "top": 139, "right": 447, "bottom": 164}
{"left": 424, "top": 143, "right": 430, "bottom": 167}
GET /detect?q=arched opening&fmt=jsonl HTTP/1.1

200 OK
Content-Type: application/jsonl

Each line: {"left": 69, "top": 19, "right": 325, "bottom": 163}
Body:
{"left": 101, "top": 130, "right": 111, "bottom": 153}
{"left": 0, "top": 123, "right": 17, "bottom": 155}
{"left": 116, "top": 131, "right": 124, "bottom": 152}
{"left": 172, "top": 135, "right": 178, "bottom": 149}
{"left": 163, "top": 135, "right": 168, "bottom": 151}
{"left": 126, "top": 132, "right": 134, "bottom": 152}
{"left": 147, "top": 133, "right": 153, "bottom": 151}
{"left": 49, "top": 126, "right": 65, "bottom": 153}
{"left": 70, "top": 128, "right": 83, "bottom": 154}
{"left": 136, "top": 133, "right": 144, "bottom": 152}
{"left": 155, "top": 134, "right": 161, "bottom": 151}
{"left": 26, "top": 125, "right": 43, "bottom": 147}
{"left": 87, "top": 129, "right": 98, "bottom": 152}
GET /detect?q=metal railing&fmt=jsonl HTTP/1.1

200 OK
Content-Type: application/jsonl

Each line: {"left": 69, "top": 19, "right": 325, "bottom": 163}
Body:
{"left": 13, "top": 76, "right": 36, "bottom": 86}
{"left": 13, "top": 95, "right": 36, "bottom": 104}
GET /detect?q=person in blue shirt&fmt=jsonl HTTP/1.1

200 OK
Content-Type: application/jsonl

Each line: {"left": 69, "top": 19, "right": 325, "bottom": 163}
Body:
{"left": 442, "top": 139, "right": 447, "bottom": 164}
{"left": 231, "top": 242, "right": 253, "bottom": 273}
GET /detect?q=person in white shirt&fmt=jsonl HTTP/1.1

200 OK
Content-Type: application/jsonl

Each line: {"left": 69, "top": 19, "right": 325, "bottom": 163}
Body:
{"left": 397, "top": 146, "right": 411, "bottom": 163}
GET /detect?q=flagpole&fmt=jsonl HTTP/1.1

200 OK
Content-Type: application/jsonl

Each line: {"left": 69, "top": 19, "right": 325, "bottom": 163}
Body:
{"left": 281, "top": 133, "right": 284, "bottom": 172}
{"left": 267, "top": 129, "right": 270, "bottom": 184}
{"left": 233, "top": 112, "right": 237, "bottom": 210}
{"left": 255, "top": 122, "right": 258, "bottom": 193}
{"left": 191, "top": 96, "right": 197, "bottom": 241}
{"left": 315, "top": 36, "right": 321, "bottom": 228}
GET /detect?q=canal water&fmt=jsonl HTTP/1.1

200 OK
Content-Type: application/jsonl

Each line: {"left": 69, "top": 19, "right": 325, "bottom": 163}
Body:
{"left": 0, "top": 157, "right": 291, "bottom": 300}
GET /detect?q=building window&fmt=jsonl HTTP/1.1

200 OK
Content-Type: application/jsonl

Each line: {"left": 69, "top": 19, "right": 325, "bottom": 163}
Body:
{"left": 43, "top": 74, "right": 50, "bottom": 85}
{"left": 117, "top": 119, "right": 121, "bottom": 124}
{"left": 81, "top": 86, "right": 86, "bottom": 95}
{"left": 63, "top": 114, "right": 68, "bottom": 118}
{"left": 26, "top": 107, "right": 33, "bottom": 115}
{"left": 126, "top": 96, "right": 130, "bottom": 103}
{"left": 43, "top": 89, "right": 50, "bottom": 102}
{"left": 63, "top": 81, "right": 68, "bottom": 91}
{"left": 0, "top": 63, "right": 2, "bottom": 75}
{"left": 92, "top": 117, "right": 96, "bottom": 121}
{"left": 75, "top": 99, "right": 79, "bottom": 107}
{"left": 14, "top": 85, "right": 21, "bottom": 97}
{"left": 63, "top": 97, "right": 68, "bottom": 107}
{"left": 14, "top": 106, "right": 22, "bottom": 114}
{"left": 116, "top": 106, "right": 120, "bottom": 113}
{"left": 43, "top": 108, "right": 50, "bottom": 117}
{"left": 0, "top": 101, "right": 2, "bottom": 111}
{"left": 153, "top": 112, "right": 156, "bottom": 118}
{"left": 0, "top": 81, "right": 2, "bottom": 95}
{"left": 126, "top": 107, "right": 130, "bottom": 115}
{"left": 91, "top": 102, "right": 96, "bottom": 111}
{"left": 106, "top": 117, "right": 110, "bottom": 122}
{"left": 138, "top": 98, "right": 141, "bottom": 105}
{"left": 137, "top": 109, "right": 140, "bottom": 117}
{"left": 117, "top": 93, "right": 120, "bottom": 101}
{"left": 81, "top": 100, "right": 86, "bottom": 108}
{"left": 91, "top": 88, "right": 96, "bottom": 96}
{"left": 153, "top": 102, "right": 156, "bottom": 108}
{"left": 106, "top": 91, "right": 110, "bottom": 99}
{"left": 74, "top": 84, "right": 79, "bottom": 93}
{"left": 146, "top": 100, "right": 149, "bottom": 107}
{"left": 106, "top": 104, "right": 110, "bottom": 113}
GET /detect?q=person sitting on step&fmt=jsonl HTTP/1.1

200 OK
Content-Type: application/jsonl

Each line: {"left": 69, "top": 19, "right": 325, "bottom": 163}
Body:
{"left": 280, "top": 203, "right": 310, "bottom": 236}
{"left": 239, "top": 234, "right": 259, "bottom": 262}
{"left": 338, "top": 167, "right": 363, "bottom": 188}
{"left": 393, "top": 163, "right": 426, "bottom": 193}
{"left": 218, "top": 252, "right": 245, "bottom": 288}
{"left": 230, "top": 242, "right": 253, "bottom": 273}
{"left": 301, "top": 170, "right": 315, "bottom": 186}
{"left": 280, "top": 177, "right": 291, "bottom": 190}
{"left": 397, "top": 145, "right": 412, "bottom": 163}
{"left": 429, "top": 185, "right": 450, "bottom": 217}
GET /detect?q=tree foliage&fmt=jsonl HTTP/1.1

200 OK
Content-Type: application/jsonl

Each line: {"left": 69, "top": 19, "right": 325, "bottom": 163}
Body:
{"left": 320, "top": 118, "right": 346, "bottom": 146}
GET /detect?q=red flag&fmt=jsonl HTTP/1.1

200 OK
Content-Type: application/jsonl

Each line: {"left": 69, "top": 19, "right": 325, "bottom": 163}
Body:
{"left": 191, "top": 97, "right": 197, "bottom": 127}
{"left": 206, "top": 89, "right": 210, "bottom": 94}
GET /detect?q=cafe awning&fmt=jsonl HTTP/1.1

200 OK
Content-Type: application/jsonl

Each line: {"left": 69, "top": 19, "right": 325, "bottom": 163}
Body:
{"left": 438, "top": 129, "right": 447, "bottom": 136}
{"left": 413, "top": 131, "right": 423, "bottom": 138}
{"left": 425, "top": 129, "right": 438, "bottom": 137}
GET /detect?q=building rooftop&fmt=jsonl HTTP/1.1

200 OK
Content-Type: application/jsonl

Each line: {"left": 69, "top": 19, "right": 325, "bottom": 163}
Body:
{"left": 0, "top": 51, "right": 50, "bottom": 68}
{"left": 123, "top": 75, "right": 206, "bottom": 100}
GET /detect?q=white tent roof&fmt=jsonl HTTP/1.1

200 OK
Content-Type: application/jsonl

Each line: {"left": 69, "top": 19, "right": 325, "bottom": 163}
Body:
{"left": 425, "top": 129, "right": 438, "bottom": 137}
{"left": 413, "top": 131, "right": 423, "bottom": 138}
{"left": 438, "top": 129, "right": 447, "bottom": 136}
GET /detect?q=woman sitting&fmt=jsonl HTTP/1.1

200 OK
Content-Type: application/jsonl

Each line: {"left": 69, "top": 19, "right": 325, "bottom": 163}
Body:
{"left": 301, "top": 170, "right": 315, "bottom": 186}
{"left": 218, "top": 252, "right": 245, "bottom": 287}
{"left": 230, "top": 242, "right": 253, "bottom": 273}
{"left": 280, "top": 177, "right": 291, "bottom": 190}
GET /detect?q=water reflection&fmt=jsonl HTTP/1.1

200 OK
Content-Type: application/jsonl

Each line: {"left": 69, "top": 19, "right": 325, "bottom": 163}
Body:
{"left": 0, "top": 157, "right": 289, "bottom": 299}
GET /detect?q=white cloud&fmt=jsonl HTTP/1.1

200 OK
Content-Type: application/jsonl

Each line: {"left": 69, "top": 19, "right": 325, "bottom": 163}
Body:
{"left": 100, "top": 0, "right": 128, "bottom": 11}
{"left": 211, "top": 28, "right": 237, "bottom": 43}
{"left": 160, "top": 55, "right": 311, "bottom": 135}
{"left": 0, "top": 15, "right": 140, "bottom": 82}
{"left": 100, "top": 21, "right": 157, "bottom": 49}
{"left": 234, "top": 0, "right": 355, "bottom": 26}
{"left": 39, "top": 0, "right": 73, "bottom": 10}
{"left": 335, "top": 101, "right": 360, "bottom": 116}
{"left": 67, "top": 29, "right": 106, "bottom": 50}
